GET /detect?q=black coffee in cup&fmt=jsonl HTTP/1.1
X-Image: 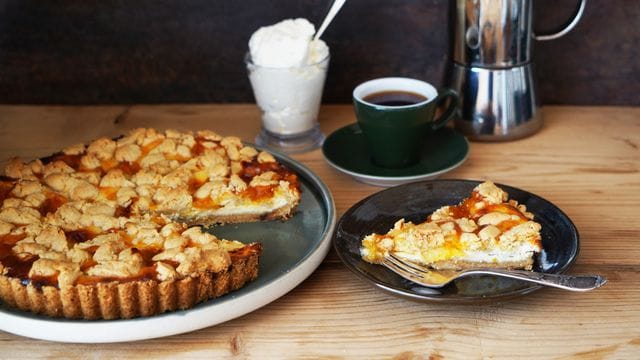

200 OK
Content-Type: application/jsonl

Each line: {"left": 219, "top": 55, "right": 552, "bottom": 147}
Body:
{"left": 363, "top": 90, "right": 428, "bottom": 107}
{"left": 353, "top": 77, "right": 459, "bottom": 168}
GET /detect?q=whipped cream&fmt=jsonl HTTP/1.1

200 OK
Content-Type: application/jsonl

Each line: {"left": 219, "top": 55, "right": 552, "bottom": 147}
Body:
{"left": 247, "top": 18, "right": 329, "bottom": 136}
{"left": 249, "top": 18, "right": 329, "bottom": 68}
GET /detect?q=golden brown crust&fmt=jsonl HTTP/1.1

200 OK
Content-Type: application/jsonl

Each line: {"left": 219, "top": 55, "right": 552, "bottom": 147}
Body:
{"left": 427, "top": 258, "right": 534, "bottom": 271}
{"left": 0, "top": 244, "right": 261, "bottom": 319}
{"left": 169, "top": 201, "right": 298, "bottom": 226}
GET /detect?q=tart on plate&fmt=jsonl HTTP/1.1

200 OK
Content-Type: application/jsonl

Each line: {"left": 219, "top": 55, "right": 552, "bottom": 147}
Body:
{"left": 361, "top": 181, "right": 542, "bottom": 270}
{"left": 0, "top": 128, "right": 301, "bottom": 319}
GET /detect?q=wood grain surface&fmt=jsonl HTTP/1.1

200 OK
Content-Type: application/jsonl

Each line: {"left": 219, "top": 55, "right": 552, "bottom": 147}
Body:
{"left": 0, "top": 104, "right": 639, "bottom": 359}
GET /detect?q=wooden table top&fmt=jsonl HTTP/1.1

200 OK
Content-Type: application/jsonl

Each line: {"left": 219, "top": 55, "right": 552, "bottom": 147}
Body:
{"left": 0, "top": 104, "right": 638, "bottom": 359}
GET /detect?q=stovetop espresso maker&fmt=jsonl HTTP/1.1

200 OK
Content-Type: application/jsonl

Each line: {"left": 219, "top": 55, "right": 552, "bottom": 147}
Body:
{"left": 448, "top": 0, "right": 586, "bottom": 141}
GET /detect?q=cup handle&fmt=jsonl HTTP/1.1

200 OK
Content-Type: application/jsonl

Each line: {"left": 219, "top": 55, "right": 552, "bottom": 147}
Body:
{"left": 430, "top": 88, "right": 460, "bottom": 131}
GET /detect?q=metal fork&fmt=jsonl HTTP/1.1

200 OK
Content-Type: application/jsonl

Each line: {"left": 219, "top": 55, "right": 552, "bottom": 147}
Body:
{"left": 382, "top": 253, "right": 607, "bottom": 292}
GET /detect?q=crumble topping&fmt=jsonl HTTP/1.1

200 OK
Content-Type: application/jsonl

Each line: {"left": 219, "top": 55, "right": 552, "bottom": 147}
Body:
{"left": 0, "top": 127, "right": 298, "bottom": 288}
{"left": 361, "top": 181, "right": 543, "bottom": 270}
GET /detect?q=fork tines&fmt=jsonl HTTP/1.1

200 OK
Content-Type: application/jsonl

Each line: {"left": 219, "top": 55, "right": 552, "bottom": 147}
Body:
{"left": 382, "top": 253, "right": 427, "bottom": 280}
{"left": 387, "top": 253, "right": 428, "bottom": 273}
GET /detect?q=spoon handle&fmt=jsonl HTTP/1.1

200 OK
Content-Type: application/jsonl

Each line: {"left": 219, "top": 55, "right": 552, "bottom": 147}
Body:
{"left": 314, "top": 0, "right": 347, "bottom": 41}
{"left": 466, "top": 269, "right": 607, "bottom": 292}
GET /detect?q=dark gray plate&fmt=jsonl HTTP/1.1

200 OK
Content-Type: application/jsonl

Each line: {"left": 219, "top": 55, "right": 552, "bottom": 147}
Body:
{"left": 0, "top": 150, "right": 336, "bottom": 343}
{"left": 333, "top": 179, "right": 579, "bottom": 304}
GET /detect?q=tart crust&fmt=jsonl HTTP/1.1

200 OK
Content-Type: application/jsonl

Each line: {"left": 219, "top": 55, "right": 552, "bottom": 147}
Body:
{"left": 0, "top": 244, "right": 262, "bottom": 320}
{"left": 0, "top": 244, "right": 261, "bottom": 320}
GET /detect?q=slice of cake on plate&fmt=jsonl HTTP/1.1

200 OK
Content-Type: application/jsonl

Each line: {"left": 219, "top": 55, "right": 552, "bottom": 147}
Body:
{"left": 361, "top": 181, "right": 542, "bottom": 270}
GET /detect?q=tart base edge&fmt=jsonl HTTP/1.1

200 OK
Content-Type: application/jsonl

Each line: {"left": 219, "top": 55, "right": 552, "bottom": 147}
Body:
{"left": 0, "top": 243, "right": 262, "bottom": 320}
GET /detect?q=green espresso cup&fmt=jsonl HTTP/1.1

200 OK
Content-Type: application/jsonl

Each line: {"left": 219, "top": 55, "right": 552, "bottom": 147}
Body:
{"left": 353, "top": 77, "right": 459, "bottom": 168}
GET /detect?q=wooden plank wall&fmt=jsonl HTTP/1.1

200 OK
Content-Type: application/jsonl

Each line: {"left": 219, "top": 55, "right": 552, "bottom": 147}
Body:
{"left": 0, "top": 0, "right": 636, "bottom": 105}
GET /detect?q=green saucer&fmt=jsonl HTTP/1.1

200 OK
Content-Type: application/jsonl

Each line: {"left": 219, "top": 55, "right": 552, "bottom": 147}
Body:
{"left": 322, "top": 123, "right": 469, "bottom": 187}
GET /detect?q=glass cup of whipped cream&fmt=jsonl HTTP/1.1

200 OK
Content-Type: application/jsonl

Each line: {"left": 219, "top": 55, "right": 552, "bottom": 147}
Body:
{"left": 246, "top": 18, "right": 329, "bottom": 154}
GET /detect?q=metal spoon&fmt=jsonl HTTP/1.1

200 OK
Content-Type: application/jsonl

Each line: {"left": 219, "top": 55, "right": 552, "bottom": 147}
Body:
{"left": 313, "top": 0, "right": 347, "bottom": 41}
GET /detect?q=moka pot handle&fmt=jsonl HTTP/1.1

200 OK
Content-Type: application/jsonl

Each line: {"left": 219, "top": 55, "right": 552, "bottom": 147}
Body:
{"left": 534, "top": 0, "right": 587, "bottom": 41}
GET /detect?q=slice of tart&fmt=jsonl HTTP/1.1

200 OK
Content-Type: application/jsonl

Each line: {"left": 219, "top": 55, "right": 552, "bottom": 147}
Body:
{"left": 0, "top": 128, "right": 300, "bottom": 319}
{"left": 361, "top": 181, "right": 542, "bottom": 271}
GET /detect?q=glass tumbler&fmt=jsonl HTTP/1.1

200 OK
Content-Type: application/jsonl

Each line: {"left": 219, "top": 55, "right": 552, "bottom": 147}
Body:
{"left": 246, "top": 52, "right": 329, "bottom": 154}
